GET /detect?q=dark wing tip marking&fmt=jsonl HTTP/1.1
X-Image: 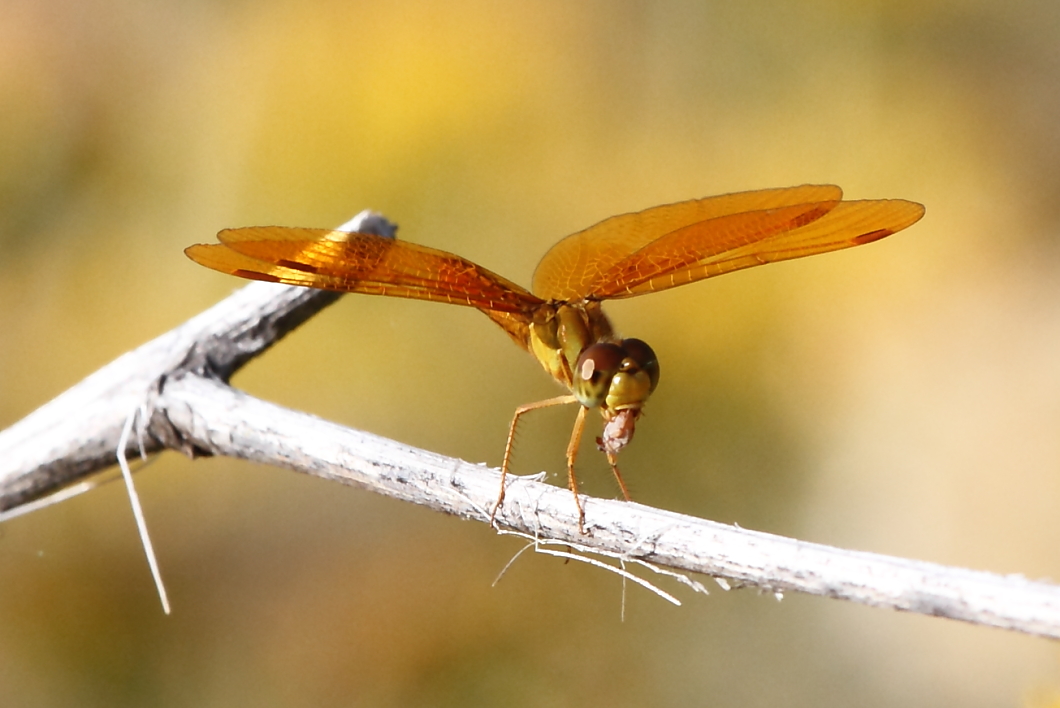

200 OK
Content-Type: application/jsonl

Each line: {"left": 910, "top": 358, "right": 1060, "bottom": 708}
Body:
{"left": 852, "top": 228, "right": 893, "bottom": 245}
{"left": 232, "top": 268, "right": 282, "bottom": 283}
{"left": 277, "top": 259, "right": 321, "bottom": 273}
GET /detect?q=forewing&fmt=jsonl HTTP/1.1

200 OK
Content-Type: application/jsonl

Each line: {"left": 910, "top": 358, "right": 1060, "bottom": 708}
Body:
{"left": 532, "top": 184, "right": 844, "bottom": 300}
{"left": 185, "top": 227, "right": 544, "bottom": 315}
{"left": 590, "top": 198, "right": 925, "bottom": 298}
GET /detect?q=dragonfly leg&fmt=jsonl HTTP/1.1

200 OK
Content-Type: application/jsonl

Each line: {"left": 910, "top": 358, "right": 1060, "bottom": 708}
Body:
{"left": 605, "top": 452, "right": 632, "bottom": 501}
{"left": 490, "top": 394, "right": 578, "bottom": 528}
{"left": 564, "top": 404, "right": 589, "bottom": 533}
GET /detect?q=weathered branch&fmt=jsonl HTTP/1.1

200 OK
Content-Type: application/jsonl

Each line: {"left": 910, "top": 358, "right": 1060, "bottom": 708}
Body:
{"left": 0, "top": 211, "right": 393, "bottom": 509}
{"left": 2, "top": 210, "right": 1059, "bottom": 640}
{"left": 157, "top": 373, "right": 1060, "bottom": 639}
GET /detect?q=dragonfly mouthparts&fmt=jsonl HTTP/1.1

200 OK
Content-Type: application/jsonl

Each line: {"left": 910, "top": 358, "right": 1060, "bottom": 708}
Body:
{"left": 597, "top": 407, "right": 640, "bottom": 456}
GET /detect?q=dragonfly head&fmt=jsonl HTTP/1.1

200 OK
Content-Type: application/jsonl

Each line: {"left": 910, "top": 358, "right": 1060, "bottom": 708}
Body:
{"left": 572, "top": 338, "right": 660, "bottom": 441}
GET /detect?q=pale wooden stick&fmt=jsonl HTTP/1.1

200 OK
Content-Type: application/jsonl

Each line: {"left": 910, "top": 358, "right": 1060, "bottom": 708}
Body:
{"left": 153, "top": 373, "right": 1060, "bottom": 640}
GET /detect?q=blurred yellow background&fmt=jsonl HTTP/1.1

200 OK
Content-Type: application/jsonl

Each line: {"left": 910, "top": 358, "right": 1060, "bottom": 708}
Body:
{"left": 3, "top": 0, "right": 1060, "bottom": 706}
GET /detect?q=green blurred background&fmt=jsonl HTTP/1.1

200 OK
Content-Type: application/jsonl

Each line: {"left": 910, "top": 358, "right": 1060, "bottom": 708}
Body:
{"left": 3, "top": 0, "right": 1060, "bottom": 706}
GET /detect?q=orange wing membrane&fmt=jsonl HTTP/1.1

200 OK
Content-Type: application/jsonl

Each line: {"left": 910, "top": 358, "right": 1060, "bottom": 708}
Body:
{"left": 187, "top": 227, "right": 543, "bottom": 315}
{"left": 591, "top": 198, "right": 924, "bottom": 298}
{"left": 532, "top": 185, "right": 923, "bottom": 300}
{"left": 186, "top": 184, "right": 925, "bottom": 532}
{"left": 531, "top": 184, "right": 838, "bottom": 300}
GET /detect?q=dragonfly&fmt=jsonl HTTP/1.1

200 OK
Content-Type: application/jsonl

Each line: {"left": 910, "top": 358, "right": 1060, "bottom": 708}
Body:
{"left": 185, "top": 184, "right": 924, "bottom": 532}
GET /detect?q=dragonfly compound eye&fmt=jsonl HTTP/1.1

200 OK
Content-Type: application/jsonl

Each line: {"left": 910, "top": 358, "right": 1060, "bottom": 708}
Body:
{"left": 573, "top": 343, "right": 624, "bottom": 408}
{"left": 603, "top": 338, "right": 659, "bottom": 411}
